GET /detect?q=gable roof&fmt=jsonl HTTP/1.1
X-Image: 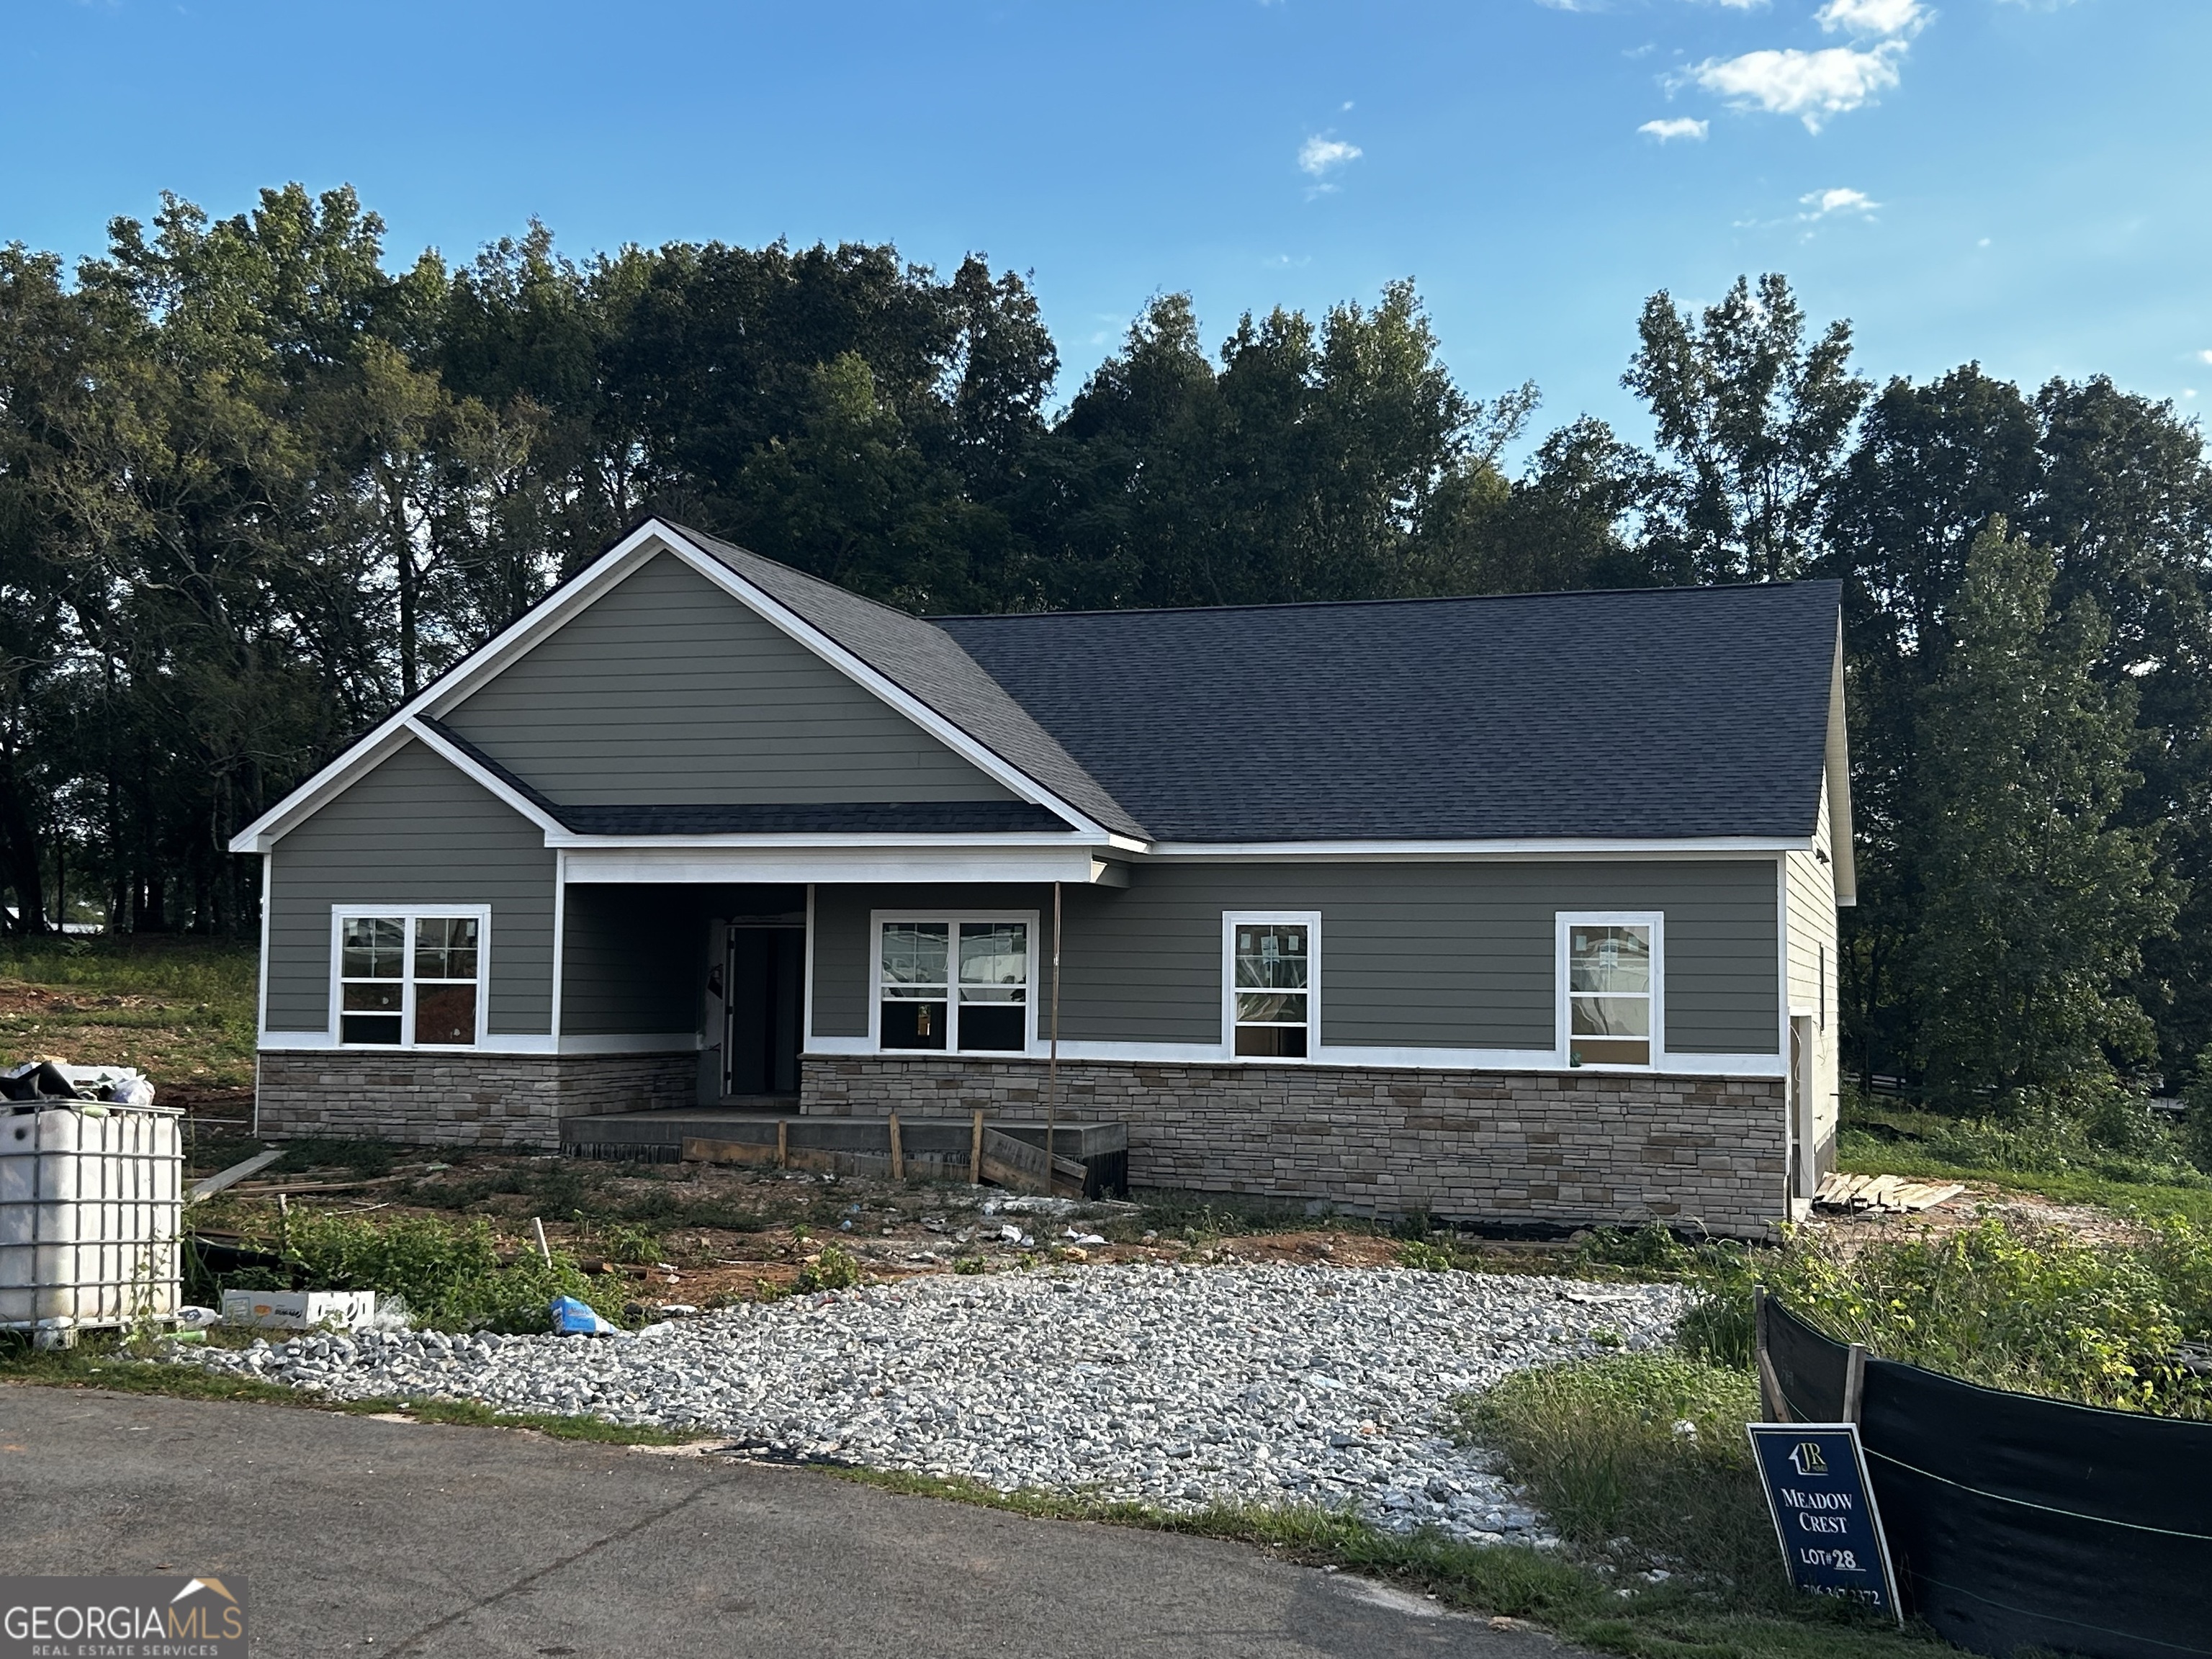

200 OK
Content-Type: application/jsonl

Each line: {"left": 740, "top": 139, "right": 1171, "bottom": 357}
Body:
{"left": 667, "top": 524, "right": 1148, "bottom": 840}
{"left": 934, "top": 582, "right": 1843, "bottom": 845}
{"left": 231, "top": 516, "right": 1844, "bottom": 858}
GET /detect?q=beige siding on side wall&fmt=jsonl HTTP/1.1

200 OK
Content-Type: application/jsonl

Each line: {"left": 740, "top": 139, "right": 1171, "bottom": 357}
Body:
{"left": 1784, "top": 771, "right": 1842, "bottom": 1180}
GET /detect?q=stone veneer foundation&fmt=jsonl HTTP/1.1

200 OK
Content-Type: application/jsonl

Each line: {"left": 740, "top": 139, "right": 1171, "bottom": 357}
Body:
{"left": 802, "top": 1056, "right": 1788, "bottom": 1237}
{"left": 253, "top": 1050, "right": 697, "bottom": 1150}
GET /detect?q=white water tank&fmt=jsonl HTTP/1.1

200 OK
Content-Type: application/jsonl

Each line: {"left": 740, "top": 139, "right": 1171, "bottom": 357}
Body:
{"left": 0, "top": 1102, "right": 181, "bottom": 1344}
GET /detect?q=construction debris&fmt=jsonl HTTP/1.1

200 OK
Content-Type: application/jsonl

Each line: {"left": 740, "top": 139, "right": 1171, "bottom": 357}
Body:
{"left": 1814, "top": 1172, "right": 1967, "bottom": 1214}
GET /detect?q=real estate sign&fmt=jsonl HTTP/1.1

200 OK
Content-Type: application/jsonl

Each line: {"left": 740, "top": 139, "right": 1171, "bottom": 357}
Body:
{"left": 1747, "top": 1422, "right": 1902, "bottom": 1621}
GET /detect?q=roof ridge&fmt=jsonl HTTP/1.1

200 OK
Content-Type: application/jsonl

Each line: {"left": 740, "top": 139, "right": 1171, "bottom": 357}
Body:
{"left": 930, "top": 577, "right": 1842, "bottom": 624}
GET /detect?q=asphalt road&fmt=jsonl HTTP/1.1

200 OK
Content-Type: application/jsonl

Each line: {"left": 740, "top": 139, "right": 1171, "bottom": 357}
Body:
{"left": 0, "top": 1385, "right": 1584, "bottom": 1659}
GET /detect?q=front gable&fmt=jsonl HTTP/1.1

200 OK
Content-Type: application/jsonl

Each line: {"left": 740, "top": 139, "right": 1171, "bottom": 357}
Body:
{"left": 439, "top": 549, "right": 1017, "bottom": 808}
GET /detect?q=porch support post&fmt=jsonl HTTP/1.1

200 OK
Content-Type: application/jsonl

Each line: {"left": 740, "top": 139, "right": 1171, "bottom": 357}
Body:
{"left": 1046, "top": 881, "right": 1062, "bottom": 1185}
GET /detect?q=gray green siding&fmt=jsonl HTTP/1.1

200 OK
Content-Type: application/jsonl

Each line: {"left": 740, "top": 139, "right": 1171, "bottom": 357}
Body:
{"left": 441, "top": 550, "right": 1015, "bottom": 805}
{"left": 559, "top": 885, "right": 705, "bottom": 1036}
{"left": 809, "top": 861, "right": 1779, "bottom": 1055}
{"left": 264, "top": 739, "right": 555, "bottom": 1035}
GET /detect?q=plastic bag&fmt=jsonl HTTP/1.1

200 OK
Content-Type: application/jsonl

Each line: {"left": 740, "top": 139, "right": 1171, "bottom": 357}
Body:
{"left": 173, "top": 1305, "right": 222, "bottom": 1330}
{"left": 550, "top": 1295, "right": 618, "bottom": 1336}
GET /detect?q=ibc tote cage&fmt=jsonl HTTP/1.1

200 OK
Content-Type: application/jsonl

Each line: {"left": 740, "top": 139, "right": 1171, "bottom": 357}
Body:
{"left": 0, "top": 1101, "right": 182, "bottom": 1347}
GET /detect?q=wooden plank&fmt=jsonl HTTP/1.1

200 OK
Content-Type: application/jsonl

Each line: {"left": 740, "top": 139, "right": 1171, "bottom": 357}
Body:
{"left": 978, "top": 1127, "right": 1086, "bottom": 1196}
{"left": 889, "top": 1113, "right": 904, "bottom": 1181}
{"left": 189, "top": 1148, "right": 285, "bottom": 1202}
{"left": 777, "top": 1119, "right": 788, "bottom": 1171}
{"left": 969, "top": 1110, "right": 983, "bottom": 1186}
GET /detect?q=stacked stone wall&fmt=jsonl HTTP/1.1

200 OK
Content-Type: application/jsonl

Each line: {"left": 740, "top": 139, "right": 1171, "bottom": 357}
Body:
{"left": 253, "top": 1051, "right": 696, "bottom": 1150}
{"left": 802, "top": 1056, "right": 1786, "bottom": 1237}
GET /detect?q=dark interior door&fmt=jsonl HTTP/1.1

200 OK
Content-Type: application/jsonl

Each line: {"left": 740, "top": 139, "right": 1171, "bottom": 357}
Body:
{"left": 725, "top": 926, "right": 804, "bottom": 1097}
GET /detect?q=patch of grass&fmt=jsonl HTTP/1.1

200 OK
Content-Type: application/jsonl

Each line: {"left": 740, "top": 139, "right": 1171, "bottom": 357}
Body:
{"left": 827, "top": 1466, "right": 1936, "bottom": 1658}
{"left": 1840, "top": 1097, "right": 2212, "bottom": 1224}
{"left": 1120, "top": 1189, "right": 1334, "bottom": 1246}
{"left": 0, "top": 936, "right": 258, "bottom": 1004}
{"left": 1457, "top": 1354, "right": 1772, "bottom": 1585}
{"left": 0, "top": 1345, "right": 693, "bottom": 1444}
{"left": 0, "top": 936, "right": 258, "bottom": 1089}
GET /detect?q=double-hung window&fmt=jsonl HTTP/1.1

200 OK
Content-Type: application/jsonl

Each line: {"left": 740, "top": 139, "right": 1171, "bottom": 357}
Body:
{"left": 1558, "top": 914, "right": 1659, "bottom": 1068}
{"left": 334, "top": 907, "right": 487, "bottom": 1047}
{"left": 1226, "top": 913, "right": 1317, "bottom": 1058}
{"left": 876, "top": 914, "right": 1033, "bottom": 1053}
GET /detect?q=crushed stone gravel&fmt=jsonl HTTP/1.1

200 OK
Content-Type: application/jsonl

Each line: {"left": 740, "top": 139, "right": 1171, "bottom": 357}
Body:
{"left": 166, "top": 1263, "right": 1683, "bottom": 1545}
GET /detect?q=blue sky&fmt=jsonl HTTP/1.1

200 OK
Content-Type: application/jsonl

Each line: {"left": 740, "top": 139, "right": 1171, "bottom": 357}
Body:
{"left": 5, "top": 1, "right": 2207, "bottom": 454}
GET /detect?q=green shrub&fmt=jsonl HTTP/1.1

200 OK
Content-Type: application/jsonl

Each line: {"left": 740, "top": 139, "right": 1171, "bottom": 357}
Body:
{"left": 592, "top": 1221, "right": 663, "bottom": 1265}
{"left": 1457, "top": 1354, "right": 1772, "bottom": 1583}
{"left": 795, "top": 1242, "right": 863, "bottom": 1292}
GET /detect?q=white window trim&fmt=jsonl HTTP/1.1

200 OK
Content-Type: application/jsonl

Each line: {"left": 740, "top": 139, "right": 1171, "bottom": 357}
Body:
{"left": 1222, "top": 911, "right": 1322, "bottom": 1062}
{"left": 868, "top": 909, "right": 1041, "bottom": 1056}
{"left": 1556, "top": 911, "right": 1663, "bottom": 1071}
{"left": 328, "top": 904, "right": 493, "bottom": 1051}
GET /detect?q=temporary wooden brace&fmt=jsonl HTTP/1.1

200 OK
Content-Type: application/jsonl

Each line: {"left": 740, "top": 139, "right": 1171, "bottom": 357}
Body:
{"left": 1842, "top": 1342, "right": 1868, "bottom": 1424}
{"left": 889, "top": 1114, "right": 904, "bottom": 1181}
{"left": 776, "top": 1120, "right": 788, "bottom": 1170}
{"left": 968, "top": 1110, "right": 984, "bottom": 1185}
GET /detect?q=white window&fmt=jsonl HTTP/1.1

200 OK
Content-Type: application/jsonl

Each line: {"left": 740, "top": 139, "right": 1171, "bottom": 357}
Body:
{"left": 332, "top": 907, "right": 489, "bottom": 1048}
{"left": 1557, "top": 913, "right": 1660, "bottom": 1069}
{"left": 873, "top": 913, "right": 1035, "bottom": 1053}
{"left": 1224, "top": 912, "right": 1318, "bottom": 1058}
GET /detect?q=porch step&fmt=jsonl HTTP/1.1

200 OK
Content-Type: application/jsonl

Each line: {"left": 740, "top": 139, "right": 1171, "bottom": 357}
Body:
{"left": 559, "top": 1107, "right": 1128, "bottom": 1198}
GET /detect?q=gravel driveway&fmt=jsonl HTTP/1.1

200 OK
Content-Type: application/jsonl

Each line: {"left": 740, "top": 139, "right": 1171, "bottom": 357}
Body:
{"left": 174, "top": 1263, "right": 1683, "bottom": 1544}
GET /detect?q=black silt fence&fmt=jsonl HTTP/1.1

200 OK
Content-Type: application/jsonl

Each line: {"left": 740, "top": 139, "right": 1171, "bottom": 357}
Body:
{"left": 1763, "top": 1299, "right": 2212, "bottom": 1658}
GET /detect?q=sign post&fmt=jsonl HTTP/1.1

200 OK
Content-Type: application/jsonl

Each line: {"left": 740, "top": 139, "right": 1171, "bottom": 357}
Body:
{"left": 1747, "top": 1422, "right": 1903, "bottom": 1623}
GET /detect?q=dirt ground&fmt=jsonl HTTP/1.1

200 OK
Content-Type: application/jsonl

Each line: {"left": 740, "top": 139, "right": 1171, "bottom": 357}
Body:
{"left": 177, "top": 1105, "right": 1469, "bottom": 1312}
{"left": 1802, "top": 1181, "right": 2153, "bottom": 1252}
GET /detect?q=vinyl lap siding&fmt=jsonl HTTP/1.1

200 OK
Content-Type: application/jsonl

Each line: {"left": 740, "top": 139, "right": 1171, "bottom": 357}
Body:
{"left": 559, "top": 885, "right": 706, "bottom": 1036}
{"left": 441, "top": 551, "right": 1016, "bottom": 806}
{"left": 809, "top": 862, "right": 1779, "bottom": 1055}
{"left": 264, "top": 739, "right": 554, "bottom": 1035}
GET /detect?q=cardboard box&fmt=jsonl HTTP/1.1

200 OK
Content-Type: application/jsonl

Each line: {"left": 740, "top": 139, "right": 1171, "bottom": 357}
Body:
{"left": 219, "top": 1288, "right": 376, "bottom": 1331}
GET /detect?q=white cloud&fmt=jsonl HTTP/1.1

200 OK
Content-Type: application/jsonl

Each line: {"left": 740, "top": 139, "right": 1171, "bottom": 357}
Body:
{"left": 1801, "top": 186, "right": 1879, "bottom": 217}
{"left": 1298, "top": 135, "right": 1362, "bottom": 177}
{"left": 1817, "top": 0, "right": 1930, "bottom": 36}
{"left": 1640, "top": 117, "right": 1710, "bottom": 141}
{"left": 1689, "top": 42, "right": 1904, "bottom": 130}
{"left": 2196, "top": 349, "right": 2212, "bottom": 367}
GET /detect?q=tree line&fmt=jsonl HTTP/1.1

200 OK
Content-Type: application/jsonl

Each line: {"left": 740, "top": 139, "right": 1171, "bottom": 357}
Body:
{"left": 2, "top": 184, "right": 2207, "bottom": 1108}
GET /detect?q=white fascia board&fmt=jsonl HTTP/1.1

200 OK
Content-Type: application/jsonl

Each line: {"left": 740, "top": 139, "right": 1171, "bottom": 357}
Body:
{"left": 405, "top": 718, "right": 570, "bottom": 837}
{"left": 562, "top": 843, "right": 1113, "bottom": 886}
{"left": 542, "top": 830, "right": 1111, "bottom": 851}
{"left": 226, "top": 524, "right": 674, "bottom": 853}
{"left": 650, "top": 526, "right": 1118, "bottom": 841}
{"left": 1825, "top": 626, "right": 1858, "bottom": 907}
{"left": 801, "top": 1035, "right": 1785, "bottom": 1076}
{"left": 1144, "top": 837, "right": 1811, "bottom": 861}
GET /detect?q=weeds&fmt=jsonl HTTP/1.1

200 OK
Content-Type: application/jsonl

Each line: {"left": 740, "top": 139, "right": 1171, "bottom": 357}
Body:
{"left": 1681, "top": 1215, "right": 2212, "bottom": 1415}
{"left": 794, "top": 1242, "right": 863, "bottom": 1292}
{"left": 1457, "top": 1354, "right": 1772, "bottom": 1584}
{"left": 218, "top": 1209, "right": 626, "bottom": 1334}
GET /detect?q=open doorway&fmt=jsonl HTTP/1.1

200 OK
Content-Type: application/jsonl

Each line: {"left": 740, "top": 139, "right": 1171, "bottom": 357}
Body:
{"left": 724, "top": 922, "right": 804, "bottom": 1098}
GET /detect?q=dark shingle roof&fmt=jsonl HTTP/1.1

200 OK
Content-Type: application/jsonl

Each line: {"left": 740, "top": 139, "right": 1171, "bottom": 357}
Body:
{"left": 667, "top": 523, "right": 1146, "bottom": 838}
{"left": 932, "top": 583, "right": 1841, "bottom": 843}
